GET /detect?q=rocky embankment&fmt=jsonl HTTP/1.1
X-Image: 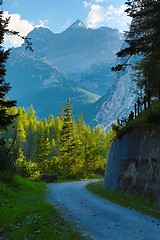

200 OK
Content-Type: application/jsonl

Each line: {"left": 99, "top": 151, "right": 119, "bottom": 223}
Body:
{"left": 104, "top": 126, "right": 160, "bottom": 203}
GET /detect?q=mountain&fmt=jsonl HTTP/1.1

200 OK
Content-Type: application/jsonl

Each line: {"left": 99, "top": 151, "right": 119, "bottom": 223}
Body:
{"left": 68, "top": 19, "right": 88, "bottom": 30}
{"left": 6, "top": 51, "right": 99, "bottom": 118}
{"left": 23, "top": 22, "right": 123, "bottom": 73}
{"left": 85, "top": 70, "right": 137, "bottom": 128}
{"left": 6, "top": 20, "right": 125, "bottom": 122}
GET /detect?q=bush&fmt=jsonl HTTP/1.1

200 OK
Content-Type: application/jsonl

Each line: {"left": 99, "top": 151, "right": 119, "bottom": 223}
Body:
{"left": 15, "top": 150, "right": 41, "bottom": 180}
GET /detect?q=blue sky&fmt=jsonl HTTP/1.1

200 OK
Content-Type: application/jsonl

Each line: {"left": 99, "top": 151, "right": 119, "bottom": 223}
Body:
{"left": 2, "top": 0, "right": 131, "bottom": 47}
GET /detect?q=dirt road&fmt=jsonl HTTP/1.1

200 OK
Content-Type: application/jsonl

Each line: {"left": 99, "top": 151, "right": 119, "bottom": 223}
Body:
{"left": 47, "top": 180, "right": 160, "bottom": 240}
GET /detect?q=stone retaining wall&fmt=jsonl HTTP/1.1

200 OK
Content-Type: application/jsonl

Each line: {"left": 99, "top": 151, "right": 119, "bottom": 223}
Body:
{"left": 104, "top": 126, "right": 160, "bottom": 202}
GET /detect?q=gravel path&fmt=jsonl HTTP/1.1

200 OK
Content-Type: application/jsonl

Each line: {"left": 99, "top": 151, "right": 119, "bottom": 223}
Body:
{"left": 47, "top": 180, "right": 160, "bottom": 240}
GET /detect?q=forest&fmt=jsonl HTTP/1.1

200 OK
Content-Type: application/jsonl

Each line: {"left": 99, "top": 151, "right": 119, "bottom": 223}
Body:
{"left": 0, "top": 99, "right": 115, "bottom": 180}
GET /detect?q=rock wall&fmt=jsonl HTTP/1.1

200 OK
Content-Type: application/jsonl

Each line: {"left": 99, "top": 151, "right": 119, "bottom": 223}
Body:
{"left": 104, "top": 126, "right": 160, "bottom": 202}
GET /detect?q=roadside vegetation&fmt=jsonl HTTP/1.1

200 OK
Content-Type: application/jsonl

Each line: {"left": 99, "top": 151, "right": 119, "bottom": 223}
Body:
{"left": 86, "top": 181, "right": 160, "bottom": 220}
{"left": 111, "top": 0, "right": 160, "bottom": 139}
{"left": 113, "top": 100, "right": 160, "bottom": 139}
{"left": 0, "top": 173, "right": 89, "bottom": 240}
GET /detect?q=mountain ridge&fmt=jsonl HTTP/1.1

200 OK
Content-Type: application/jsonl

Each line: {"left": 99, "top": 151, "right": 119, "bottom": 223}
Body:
{"left": 6, "top": 21, "right": 135, "bottom": 126}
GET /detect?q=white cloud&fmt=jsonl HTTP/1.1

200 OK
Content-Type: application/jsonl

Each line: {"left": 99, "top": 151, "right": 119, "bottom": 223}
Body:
{"left": 86, "top": 4, "right": 131, "bottom": 32}
{"left": 83, "top": 0, "right": 105, "bottom": 7}
{"left": 94, "top": 0, "right": 105, "bottom": 3}
{"left": 3, "top": 11, "right": 34, "bottom": 48}
{"left": 87, "top": 4, "right": 105, "bottom": 27}
{"left": 3, "top": 12, "right": 48, "bottom": 48}
{"left": 83, "top": 1, "right": 92, "bottom": 8}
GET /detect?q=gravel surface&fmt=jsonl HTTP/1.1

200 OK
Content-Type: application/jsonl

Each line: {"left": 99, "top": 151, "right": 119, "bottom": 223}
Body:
{"left": 47, "top": 180, "right": 160, "bottom": 240}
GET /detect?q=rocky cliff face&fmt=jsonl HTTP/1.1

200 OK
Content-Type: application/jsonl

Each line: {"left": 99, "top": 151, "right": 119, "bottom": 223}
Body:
{"left": 104, "top": 126, "right": 160, "bottom": 203}
{"left": 90, "top": 70, "right": 137, "bottom": 128}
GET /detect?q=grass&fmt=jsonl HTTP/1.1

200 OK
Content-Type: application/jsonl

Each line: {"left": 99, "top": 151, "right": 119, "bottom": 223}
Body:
{"left": 86, "top": 181, "right": 160, "bottom": 219}
{"left": 0, "top": 172, "right": 89, "bottom": 240}
{"left": 116, "top": 100, "right": 160, "bottom": 139}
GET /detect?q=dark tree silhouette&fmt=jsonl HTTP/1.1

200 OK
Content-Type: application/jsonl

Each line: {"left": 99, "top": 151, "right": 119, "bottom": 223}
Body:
{"left": 0, "top": 0, "right": 32, "bottom": 171}
{"left": 112, "top": 0, "right": 160, "bottom": 98}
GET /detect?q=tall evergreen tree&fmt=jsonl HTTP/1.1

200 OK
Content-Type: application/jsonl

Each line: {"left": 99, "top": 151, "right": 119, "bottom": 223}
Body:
{"left": 60, "top": 99, "right": 75, "bottom": 157}
{"left": 0, "top": 1, "right": 18, "bottom": 171}
{"left": 60, "top": 99, "right": 81, "bottom": 178}
{"left": 34, "top": 128, "right": 52, "bottom": 173}
{"left": 0, "top": 2, "right": 17, "bottom": 130}
{"left": 112, "top": 0, "right": 160, "bottom": 98}
{"left": 0, "top": 1, "right": 32, "bottom": 171}
{"left": 24, "top": 106, "right": 37, "bottom": 159}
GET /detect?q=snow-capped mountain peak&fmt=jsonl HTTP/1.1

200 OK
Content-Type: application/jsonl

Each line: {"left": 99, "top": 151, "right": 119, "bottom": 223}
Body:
{"left": 68, "top": 19, "right": 88, "bottom": 30}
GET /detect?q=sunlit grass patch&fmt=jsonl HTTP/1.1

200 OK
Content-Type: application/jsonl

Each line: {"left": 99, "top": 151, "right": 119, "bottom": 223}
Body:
{"left": 0, "top": 174, "right": 88, "bottom": 240}
{"left": 86, "top": 181, "right": 160, "bottom": 219}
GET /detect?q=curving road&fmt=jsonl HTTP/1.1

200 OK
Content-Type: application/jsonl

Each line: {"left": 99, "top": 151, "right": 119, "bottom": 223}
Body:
{"left": 47, "top": 180, "right": 160, "bottom": 240}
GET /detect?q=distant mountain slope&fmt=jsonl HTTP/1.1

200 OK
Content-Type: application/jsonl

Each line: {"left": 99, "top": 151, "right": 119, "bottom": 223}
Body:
{"left": 6, "top": 20, "right": 124, "bottom": 121}
{"left": 6, "top": 51, "right": 99, "bottom": 118}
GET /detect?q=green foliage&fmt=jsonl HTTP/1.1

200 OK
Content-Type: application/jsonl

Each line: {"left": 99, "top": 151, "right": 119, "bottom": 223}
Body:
{"left": 0, "top": 2, "right": 18, "bottom": 172}
{"left": 1, "top": 99, "right": 114, "bottom": 180}
{"left": 86, "top": 181, "right": 160, "bottom": 219}
{"left": 60, "top": 99, "right": 83, "bottom": 179}
{"left": 15, "top": 149, "right": 40, "bottom": 180}
{"left": 0, "top": 7, "right": 17, "bottom": 131}
{"left": 113, "top": 0, "right": 160, "bottom": 98}
{"left": 114, "top": 100, "right": 160, "bottom": 139}
{"left": 0, "top": 1, "right": 34, "bottom": 172}
{"left": 0, "top": 174, "right": 88, "bottom": 240}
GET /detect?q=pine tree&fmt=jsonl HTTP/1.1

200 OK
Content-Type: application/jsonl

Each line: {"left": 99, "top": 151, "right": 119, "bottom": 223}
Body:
{"left": 0, "top": 1, "right": 32, "bottom": 171}
{"left": 112, "top": 0, "right": 160, "bottom": 98}
{"left": 15, "top": 108, "right": 27, "bottom": 145}
{"left": 34, "top": 128, "right": 52, "bottom": 173}
{"left": 47, "top": 114, "right": 54, "bottom": 126}
{"left": 60, "top": 99, "right": 75, "bottom": 156}
{"left": 60, "top": 99, "right": 81, "bottom": 178}
{"left": 0, "top": 3, "right": 18, "bottom": 170}
{"left": 0, "top": 3, "right": 17, "bottom": 130}
{"left": 27, "top": 105, "right": 37, "bottom": 124}
{"left": 49, "top": 116, "right": 62, "bottom": 156}
{"left": 24, "top": 106, "right": 37, "bottom": 159}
